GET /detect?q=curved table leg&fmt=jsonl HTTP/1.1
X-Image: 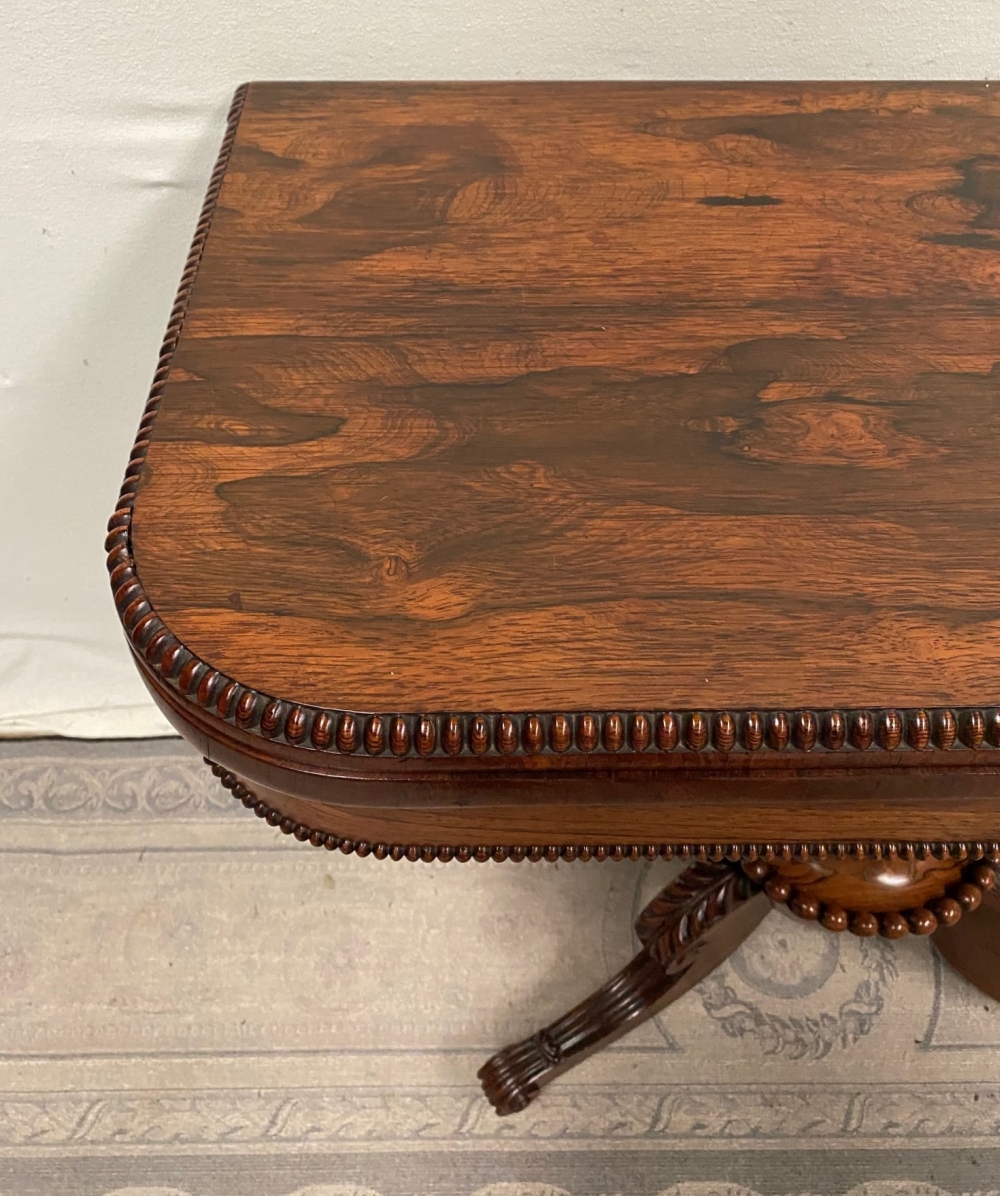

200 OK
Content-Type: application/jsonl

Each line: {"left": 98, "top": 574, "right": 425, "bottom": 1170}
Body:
{"left": 478, "top": 860, "right": 771, "bottom": 1115}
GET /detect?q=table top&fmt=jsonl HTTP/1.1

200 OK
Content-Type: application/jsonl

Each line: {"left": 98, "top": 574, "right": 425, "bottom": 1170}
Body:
{"left": 110, "top": 81, "right": 1000, "bottom": 777}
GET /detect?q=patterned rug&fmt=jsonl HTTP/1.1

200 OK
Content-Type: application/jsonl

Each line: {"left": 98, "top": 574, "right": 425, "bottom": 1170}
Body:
{"left": 0, "top": 738, "right": 998, "bottom": 1196}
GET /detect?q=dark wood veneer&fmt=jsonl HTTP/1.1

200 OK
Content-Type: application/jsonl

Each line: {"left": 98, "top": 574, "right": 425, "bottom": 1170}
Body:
{"left": 109, "top": 82, "right": 1000, "bottom": 1114}
{"left": 111, "top": 81, "right": 1000, "bottom": 789}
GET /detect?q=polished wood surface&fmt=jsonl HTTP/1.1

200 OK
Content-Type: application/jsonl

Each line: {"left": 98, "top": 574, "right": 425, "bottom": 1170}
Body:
{"left": 212, "top": 760, "right": 1000, "bottom": 904}
{"left": 123, "top": 82, "right": 1000, "bottom": 737}
{"left": 934, "top": 884, "right": 1000, "bottom": 1001}
{"left": 106, "top": 86, "right": 1000, "bottom": 1118}
{"left": 479, "top": 861, "right": 771, "bottom": 1115}
{"left": 749, "top": 850, "right": 997, "bottom": 937}
{"left": 109, "top": 81, "right": 1000, "bottom": 839}
{"left": 478, "top": 850, "right": 997, "bottom": 1113}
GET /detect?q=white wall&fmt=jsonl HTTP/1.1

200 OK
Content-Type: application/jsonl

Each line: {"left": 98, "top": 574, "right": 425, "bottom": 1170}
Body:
{"left": 3, "top": 0, "right": 999, "bottom": 736}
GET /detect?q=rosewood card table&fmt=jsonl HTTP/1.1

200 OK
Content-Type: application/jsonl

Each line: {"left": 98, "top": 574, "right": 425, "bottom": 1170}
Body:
{"left": 109, "top": 81, "right": 1000, "bottom": 1115}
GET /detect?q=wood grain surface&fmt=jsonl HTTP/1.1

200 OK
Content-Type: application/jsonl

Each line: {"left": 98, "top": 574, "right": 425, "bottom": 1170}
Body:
{"left": 113, "top": 82, "right": 1000, "bottom": 782}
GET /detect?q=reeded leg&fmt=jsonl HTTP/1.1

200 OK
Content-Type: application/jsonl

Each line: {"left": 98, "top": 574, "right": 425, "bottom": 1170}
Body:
{"left": 477, "top": 860, "right": 771, "bottom": 1115}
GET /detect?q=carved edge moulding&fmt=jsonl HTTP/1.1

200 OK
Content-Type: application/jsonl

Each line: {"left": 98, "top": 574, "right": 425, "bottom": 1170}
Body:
{"left": 209, "top": 760, "right": 999, "bottom": 939}
{"left": 106, "top": 83, "right": 1000, "bottom": 771}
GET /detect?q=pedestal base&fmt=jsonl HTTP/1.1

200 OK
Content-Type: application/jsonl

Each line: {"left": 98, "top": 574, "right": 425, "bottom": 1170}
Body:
{"left": 204, "top": 760, "right": 1000, "bottom": 1117}
{"left": 477, "top": 861, "right": 770, "bottom": 1115}
{"left": 479, "top": 851, "right": 999, "bottom": 1115}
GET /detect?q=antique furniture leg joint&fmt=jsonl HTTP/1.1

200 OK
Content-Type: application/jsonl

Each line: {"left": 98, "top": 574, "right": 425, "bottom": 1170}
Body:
{"left": 478, "top": 849, "right": 998, "bottom": 1114}
{"left": 205, "top": 761, "right": 999, "bottom": 1116}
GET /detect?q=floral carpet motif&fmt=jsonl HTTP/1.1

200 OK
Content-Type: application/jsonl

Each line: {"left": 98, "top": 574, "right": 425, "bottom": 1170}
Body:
{"left": 0, "top": 739, "right": 998, "bottom": 1196}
